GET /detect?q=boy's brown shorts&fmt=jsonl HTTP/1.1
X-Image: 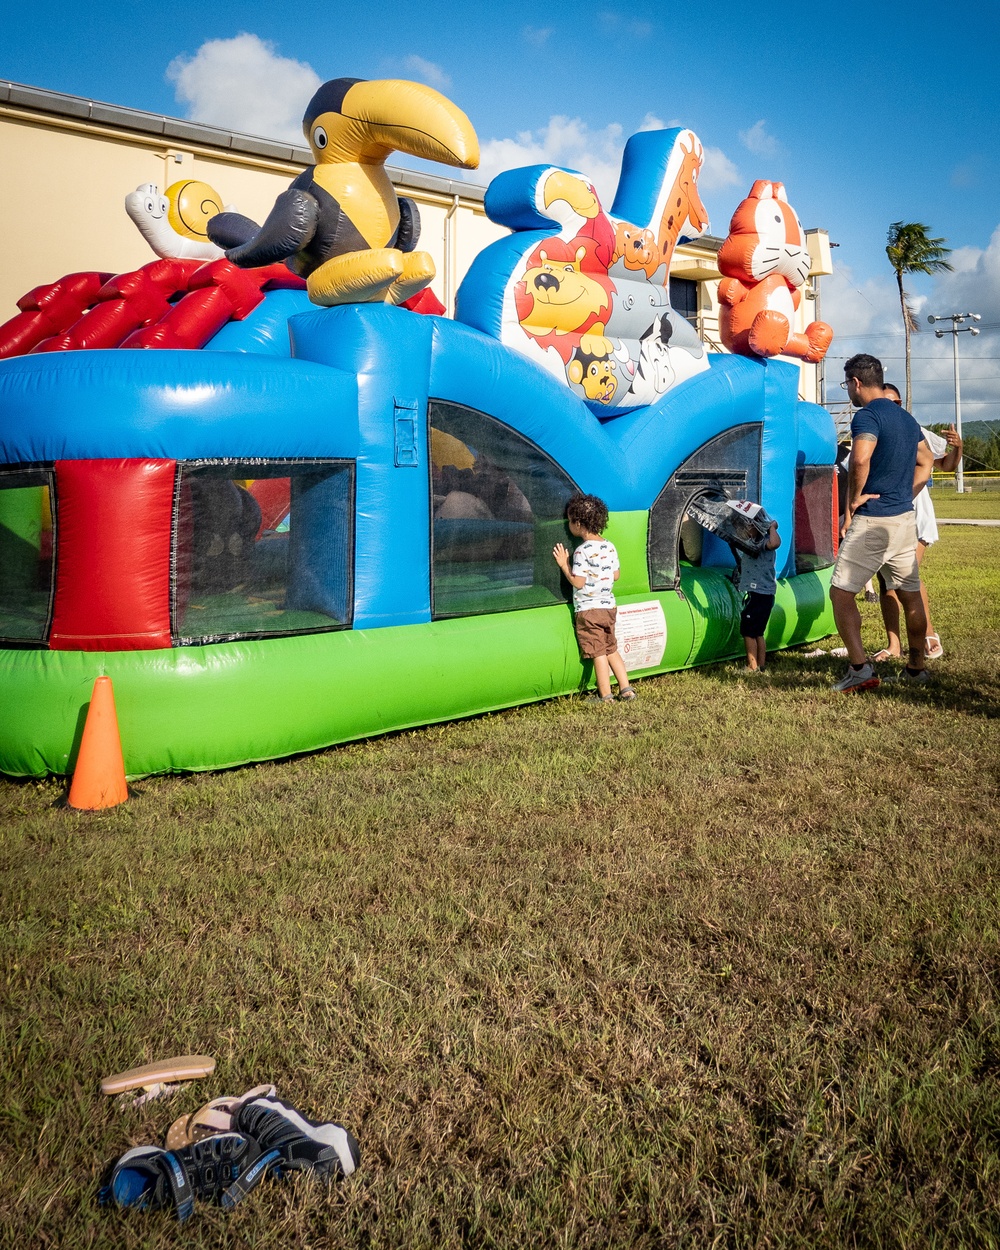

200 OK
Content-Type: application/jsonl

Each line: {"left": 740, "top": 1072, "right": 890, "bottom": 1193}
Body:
{"left": 574, "top": 608, "right": 618, "bottom": 659}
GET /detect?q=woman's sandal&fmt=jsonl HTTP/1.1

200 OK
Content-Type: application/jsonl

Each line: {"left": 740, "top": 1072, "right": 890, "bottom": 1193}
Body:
{"left": 872, "top": 649, "right": 899, "bottom": 663}
{"left": 165, "top": 1085, "right": 276, "bottom": 1151}
{"left": 618, "top": 687, "right": 637, "bottom": 700}
{"left": 925, "top": 635, "right": 944, "bottom": 660}
{"left": 584, "top": 692, "right": 615, "bottom": 703}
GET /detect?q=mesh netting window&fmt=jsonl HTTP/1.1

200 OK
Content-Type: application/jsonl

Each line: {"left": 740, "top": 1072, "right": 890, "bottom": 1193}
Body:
{"left": 0, "top": 467, "right": 56, "bottom": 645}
{"left": 173, "top": 460, "right": 354, "bottom": 644}
{"left": 429, "top": 402, "right": 578, "bottom": 618}
{"left": 794, "top": 465, "right": 837, "bottom": 573}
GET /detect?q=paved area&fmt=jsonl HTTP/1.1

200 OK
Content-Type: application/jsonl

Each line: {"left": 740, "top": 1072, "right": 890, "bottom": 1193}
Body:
{"left": 936, "top": 518, "right": 1000, "bottom": 527}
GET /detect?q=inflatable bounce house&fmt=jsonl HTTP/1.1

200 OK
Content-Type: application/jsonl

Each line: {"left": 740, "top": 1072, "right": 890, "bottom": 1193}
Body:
{"left": 0, "top": 78, "right": 837, "bottom": 778}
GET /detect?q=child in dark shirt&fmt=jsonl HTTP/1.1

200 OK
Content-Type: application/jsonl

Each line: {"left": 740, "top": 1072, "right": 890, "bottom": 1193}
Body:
{"left": 730, "top": 507, "right": 781, "bottom": 673}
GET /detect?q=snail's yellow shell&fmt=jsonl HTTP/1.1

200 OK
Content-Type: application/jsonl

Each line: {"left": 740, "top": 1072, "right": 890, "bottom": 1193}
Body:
{"left": 165, "top": 180, "right": 224, "bottom": 241}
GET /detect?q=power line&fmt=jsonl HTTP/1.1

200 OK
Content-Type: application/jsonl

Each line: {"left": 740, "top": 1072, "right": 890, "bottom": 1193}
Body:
{"left": 827, "top": 355, "right": 1000, "bottom": 361}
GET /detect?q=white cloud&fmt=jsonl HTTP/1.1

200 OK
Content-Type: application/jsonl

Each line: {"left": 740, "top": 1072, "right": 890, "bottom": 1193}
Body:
{"left": 700, "top": 145, "right": 742, "bottom": 193}
{"left": 820, "top": 239, "right": 1000, "bottom": 426}
{"left": 598, "top": 9, "right": 652, "bottom": 35}
{"left": 477, "top": 115, "right": 626, "bottom": 205}
{"left": 166, "top": 34, "right": 320, "bottom": 144}
{"left": 739, "top": 119, "right": 780, "bottom": 157}
{"left": 476, "top": 114, "right": 741, "bottom": 215}
{"left": 522, "top": 25, "right": 553, "bottom": 47}
{"left": 403, "top": 55, "right": 450, "bottom": 90}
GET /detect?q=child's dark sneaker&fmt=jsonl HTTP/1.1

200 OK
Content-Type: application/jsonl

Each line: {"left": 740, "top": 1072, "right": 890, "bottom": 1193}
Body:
{"left": 99, "top": 1132, "right": 269, "bottom": 1222}
{"left": 234, "top": 1095, "right": 359, "bottom": 1181}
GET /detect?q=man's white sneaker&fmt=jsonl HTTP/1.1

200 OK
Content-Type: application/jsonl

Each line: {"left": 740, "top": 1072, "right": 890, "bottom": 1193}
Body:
{"left": 832, "top": 662, "right": 880, "bottom": 693}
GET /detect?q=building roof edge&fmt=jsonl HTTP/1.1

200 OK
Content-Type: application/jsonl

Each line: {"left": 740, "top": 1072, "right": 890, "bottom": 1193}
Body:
{"left": 0, "top": 78, "right": 727, "bottom": 247}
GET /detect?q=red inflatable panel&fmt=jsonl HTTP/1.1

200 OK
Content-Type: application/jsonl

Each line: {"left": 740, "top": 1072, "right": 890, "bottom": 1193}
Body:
{"left": 401, "top": 287, "right": 446, "bottom": 316}
{"left": 247, "top": 477, "right": 291, "bottom": 534}
{"left": 50, "top": 459, "right": 176, "bottom": 651}
{"left": 0, "top": 271, "right": 110, "bottom": 358}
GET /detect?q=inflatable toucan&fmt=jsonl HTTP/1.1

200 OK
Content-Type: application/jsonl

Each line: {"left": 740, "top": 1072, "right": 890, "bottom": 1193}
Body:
{"left": 208, "top": 78, "right": 479, "bottom": 307}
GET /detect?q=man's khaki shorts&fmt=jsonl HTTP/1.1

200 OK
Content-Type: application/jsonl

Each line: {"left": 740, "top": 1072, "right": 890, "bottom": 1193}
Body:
{"left": 831, "top": 511, "right": 920, "bottom": 594}
{"left": 574, "top": 608, "right": 618, "bottom": 658}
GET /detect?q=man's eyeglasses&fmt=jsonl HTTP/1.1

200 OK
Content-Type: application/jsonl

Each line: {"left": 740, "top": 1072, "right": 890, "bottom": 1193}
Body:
{"left": 840, "top": 380, "right": 852, "bottom": 390}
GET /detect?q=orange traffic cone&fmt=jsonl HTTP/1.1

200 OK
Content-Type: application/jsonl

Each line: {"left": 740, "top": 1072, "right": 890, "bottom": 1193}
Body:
{"left": 68, "top": 676, "right": 128, "bottom": 810}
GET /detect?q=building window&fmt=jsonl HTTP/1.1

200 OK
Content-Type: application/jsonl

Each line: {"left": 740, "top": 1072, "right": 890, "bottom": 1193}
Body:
{"left": 0, "top": 466, "right": 56, "bottom": 645}
{"left": 428, "top": 401, "right": 578, "bottom": 618}
{"left": 648, "top": 425, "right": 763, "bottom": 590}
{"left": 794, "top": 465, "right": 838, "bottom": 573}
{"left": 669, "top": 278, "right": 699, "bottom": 329}
{"left": 172, "top": 460, "right": 354, "bottom": 644}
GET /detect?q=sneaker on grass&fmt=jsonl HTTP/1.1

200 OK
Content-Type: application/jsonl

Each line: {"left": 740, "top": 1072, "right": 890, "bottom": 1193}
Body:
{"left": 832, "top": 662, "right": 880, "bottom": 693}
{"left": 99, "top": 1133, "right": 270, "bottom": 1222}
{"left": 234, "top": 1095, "right": 359, "bottom": 1181}
{"left": 888, "top": 667, "right": 930, "bottom": 685}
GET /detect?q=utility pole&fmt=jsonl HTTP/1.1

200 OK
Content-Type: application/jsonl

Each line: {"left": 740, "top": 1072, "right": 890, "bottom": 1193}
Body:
{"left": 804, "top": 230, "right": 837, "bottom": 408}
{"left": 927, "top": 312, "right": 980, "bottom": 492}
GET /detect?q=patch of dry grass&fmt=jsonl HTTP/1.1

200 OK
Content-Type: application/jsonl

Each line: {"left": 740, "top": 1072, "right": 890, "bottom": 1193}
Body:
{"left": 1, "top": 527, "right": 998, "bottom": 1248}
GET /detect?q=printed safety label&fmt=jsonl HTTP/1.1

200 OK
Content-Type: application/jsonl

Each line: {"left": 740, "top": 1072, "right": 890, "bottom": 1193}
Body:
{"left": 616, "top": 600, "right": 667, "bottom": 672}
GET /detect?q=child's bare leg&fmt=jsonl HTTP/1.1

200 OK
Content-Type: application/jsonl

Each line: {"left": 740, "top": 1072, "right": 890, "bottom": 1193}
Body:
{"left": 593, "top": 654, "right": 613, "bottom": 698}
{"left": 756, "top": 637, "right": 767, "bottom": 670}
{"left": 607, "top": 650, "right": 631, "bottom": 691}
{"left": 743, "top": 636, "right": 758, "bottom": 671}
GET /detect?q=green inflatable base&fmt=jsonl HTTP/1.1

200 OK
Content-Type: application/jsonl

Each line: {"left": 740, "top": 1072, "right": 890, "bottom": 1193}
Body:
{"left": 0, "top": 564, "right": 834, "bottom": 779}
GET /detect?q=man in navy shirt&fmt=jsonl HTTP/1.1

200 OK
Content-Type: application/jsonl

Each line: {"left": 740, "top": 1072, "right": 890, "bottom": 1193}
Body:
{"left": 829, "top": 353, "right": 934, "bottom": 692}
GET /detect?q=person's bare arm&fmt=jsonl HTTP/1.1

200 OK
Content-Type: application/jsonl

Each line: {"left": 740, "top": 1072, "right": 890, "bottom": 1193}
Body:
{"left": 937, "top": 424, "right": 963, "bottom": 474}
{"left": 765, "top": 520, "right": 781, "bottom": 550}
{"left": 842, "top": 435, "right": 880, "bottom": 536}
{"left": 552, "top": 543, "right": 586, "bottom": 588}
{"left": 913, "top": 437, "right": 935, "bottom": 496}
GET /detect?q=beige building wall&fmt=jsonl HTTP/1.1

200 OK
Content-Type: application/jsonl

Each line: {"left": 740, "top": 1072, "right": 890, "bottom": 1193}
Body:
{"left": 0, "top": 89, "right": 502, "bottom": 321}
{"left": 0, "top": 81, "right": 829, "bottom": 405}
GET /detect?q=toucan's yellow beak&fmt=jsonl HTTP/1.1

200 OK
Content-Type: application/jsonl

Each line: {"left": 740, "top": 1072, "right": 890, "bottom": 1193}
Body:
{"left": 328, "top": 79, "right": 479, "bottom": 169}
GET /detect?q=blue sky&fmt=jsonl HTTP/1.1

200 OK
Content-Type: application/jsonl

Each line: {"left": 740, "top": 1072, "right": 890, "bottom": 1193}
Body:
{"left": 6, "top": 0, "right": 1000, "bottom": 430}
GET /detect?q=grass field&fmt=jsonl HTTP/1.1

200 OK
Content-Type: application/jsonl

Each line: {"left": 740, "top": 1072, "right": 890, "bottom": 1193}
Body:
{"left": 927, "top": 487, "right": 1000, "bottom": 520}
{"left": 2, "top": 526, "right": 998, "bottom": 1248}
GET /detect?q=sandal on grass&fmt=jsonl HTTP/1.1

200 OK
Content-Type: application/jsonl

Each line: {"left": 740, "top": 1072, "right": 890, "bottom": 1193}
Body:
{"left": 925, "top": 634, "right": 944, "bottom": 659}
{"left": 584, "top": 692, "right": 615, "bottom": 703}
{"left": 872, "top": 649, "right": 899, "bottom": 663}
{"left": 165, "top": 1085, "right": 276, "bottom": 1151}
{"left": 618, "top": 687, "right": 637, "bottom": 700}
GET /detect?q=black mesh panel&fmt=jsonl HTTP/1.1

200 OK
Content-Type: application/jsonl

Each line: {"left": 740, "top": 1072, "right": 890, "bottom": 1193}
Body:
{"left": 173, "top": 460, "right": 354, "bottom": 644}
{"left": 0, "top": 467, "right": 56, "bottom": 645}
{"left": 429, "top": 402, "right": 578, "bottom": 618}
{"left": 795, "top": 465, "right": 837, "bottom": 573}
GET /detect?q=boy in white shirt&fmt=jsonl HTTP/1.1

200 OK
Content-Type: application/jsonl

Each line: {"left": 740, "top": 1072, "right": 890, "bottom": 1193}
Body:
{"left": 553, "top": 494, "right": 636, "bottom": 703}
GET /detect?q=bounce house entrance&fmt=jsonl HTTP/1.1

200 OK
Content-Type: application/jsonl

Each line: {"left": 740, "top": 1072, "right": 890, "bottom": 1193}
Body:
{"left": 647, "top": 423, "right": 763, "bottom": 591}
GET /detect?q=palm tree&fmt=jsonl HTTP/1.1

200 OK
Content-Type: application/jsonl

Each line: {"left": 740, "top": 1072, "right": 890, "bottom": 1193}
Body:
{"left": 886, "top": 222, "right": 953, "bottom": 410}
